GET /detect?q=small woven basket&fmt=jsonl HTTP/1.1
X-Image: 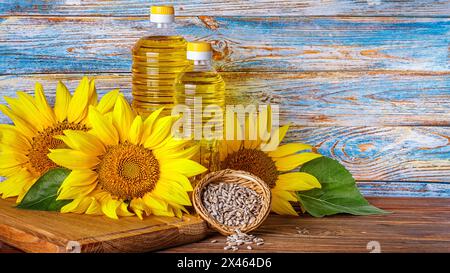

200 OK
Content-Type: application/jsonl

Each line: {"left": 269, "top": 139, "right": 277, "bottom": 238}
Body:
{"left": 193, "top": 169, "right": 272, "bottom": 235}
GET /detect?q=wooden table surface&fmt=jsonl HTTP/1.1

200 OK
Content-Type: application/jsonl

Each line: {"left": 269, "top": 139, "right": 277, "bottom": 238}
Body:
{"left": 161, "top": 197, "right": 450, "bottom": 253}
{"left": 1, "top": 197, "right": 449, "bottom": 253}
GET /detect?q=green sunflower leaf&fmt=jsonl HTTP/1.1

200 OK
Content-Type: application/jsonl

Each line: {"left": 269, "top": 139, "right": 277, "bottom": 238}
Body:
{"left": 297, "top": 156, "right": 388, "bottom": 217}
{"left": 17, "top": 168, "right": 72, "bottom": 211}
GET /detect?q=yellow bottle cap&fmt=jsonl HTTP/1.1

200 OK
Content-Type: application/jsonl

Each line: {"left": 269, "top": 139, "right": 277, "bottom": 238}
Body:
{"left": 151, "top": 6, "right": 174, "bottom": 15}
{"left": 187, "top": 42, "right": 212, "bottom": 52}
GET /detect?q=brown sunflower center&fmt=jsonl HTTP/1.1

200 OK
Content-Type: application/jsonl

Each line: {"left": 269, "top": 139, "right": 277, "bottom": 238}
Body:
{"left": 97, "top": 142, "right": 160, "bottom": 200}
{"left": 27, "top": 122, "right": 88, "bottom": 177}
{"left": 221, "top": 148, "right": 278, "bottom": 188}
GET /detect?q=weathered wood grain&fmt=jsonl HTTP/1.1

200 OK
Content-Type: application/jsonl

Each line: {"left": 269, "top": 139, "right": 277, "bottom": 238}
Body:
{"left": 359, "top": 181, "right": 450, "bottom": 197}
{"left": 0, "top": 198, "right": 208, "bottom": 253}
{"left": 290, "top": 126, "right": 450, "bottom": 183}
{"left": 1, "top": 0, "right": 449, "bottom": 17}
{"left": 163, "top": 197, "right": 450, "bottom": 253}
{"left": 0, "top": 73, "right": 448, "bottom": 184}
{"left": 1, "top": 16, "right": 449, "bottom": 74}
{"left": 1, "top": 72, "right": 449, "bottom": 127}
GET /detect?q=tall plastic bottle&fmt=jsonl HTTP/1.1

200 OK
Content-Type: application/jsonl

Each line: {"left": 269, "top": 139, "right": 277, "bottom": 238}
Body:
{"left": 132, "top": 6, "right": 187, "bottom": 117}
{"left": 174, "top": 42, "right": 226, "bottom": 173}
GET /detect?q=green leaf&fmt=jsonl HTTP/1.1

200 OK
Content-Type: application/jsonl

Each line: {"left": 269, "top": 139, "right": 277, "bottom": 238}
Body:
{"left": 17, "top": 168, "right": 72, "bottom": 211}
{"left": 298, "top": 157, "right": 388, "bottom": 217}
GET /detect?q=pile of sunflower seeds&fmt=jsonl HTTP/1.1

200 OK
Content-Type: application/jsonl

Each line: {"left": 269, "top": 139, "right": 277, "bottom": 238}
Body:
{"left": 224, "top": 229, "right": 264, "bottom": 251}
{"left": 211, "top": 229, "right": 265, "bottom": 251}
{"left": 202, "top": 182, "right": 262, "bottom": 227}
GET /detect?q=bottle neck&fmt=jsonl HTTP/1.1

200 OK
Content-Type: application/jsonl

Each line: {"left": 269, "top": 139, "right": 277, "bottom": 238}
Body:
{"left": 154, "top": 22, "right": 170, "bottom": 29}
{"left": 150, "top": 21, "right": 178, "bottom": 36}
{"left": 188, "top": 59, "right": 214, "bottom": 72}
{"left": 193, "top": 60, "right": 211, "bottom": 66}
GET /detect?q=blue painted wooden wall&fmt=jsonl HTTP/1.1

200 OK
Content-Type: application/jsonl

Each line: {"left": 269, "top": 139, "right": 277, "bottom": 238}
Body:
{"left": 0, "top": 0, "right": 449, "bottom": 198}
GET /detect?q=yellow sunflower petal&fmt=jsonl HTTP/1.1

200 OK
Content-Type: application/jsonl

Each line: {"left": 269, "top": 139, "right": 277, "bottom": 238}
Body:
{"left": 275, "top": 172, "right": 321, "bottom": 191}
{"left": 67, "top": 77, "right": 90, "bottom": 123}
{"left": 143, "top": 193, "right": 168, "bottom": 211}
{"left": 0, "top": 128, "right": 30, "bottom": 152}
{"left": 129, "top": 116, "right": 143, "bottom": 145}
{"left": 14, "top": 91, "right": 52, "bottom": 129}
{"left": 272, "top": 188, "right": 297, "bottom": 202}
{"left": 168, "top": 201, "right": 189, "bottom": 214}
{"left": 88, "top": 79, "right": 98, "bottom": 107}
{"left": 160, "top": 171, "right": 193, "bottom": 191}
{"left": 4, "top": 96, "right": 45, "bottom": 131}
{"left": 152, "top": 207, "right": 175, "bottom": 217}
{"left": 268, "top": 143, "right": 313, "bottom": 158}
{"left": 133, "top": 209, "right": 144, "bottom": 220}
{"left": 60, "top": 130, "right": 105, "bottom": 155}
{"left": 16, "top": 177, "right": 37, "bottom": 203}
{"left": 172, "top": 207, "right": 183, "bottom": 218}
{"left": 0, "top": 152, "right": 29, "bottom": 169}
{"left": 60, "top": 198, "right": 83, "bottom": 213}
{"left": 140, "top": 107, "right": 164, "bottom": 144}
{"left": 88, "top": 106, "right": 119, "bottom": 145}
{"left": 0, "top": 171, "right": 31, "bottom": 199}
{"left": 271, "top": 195, "right": 298, "bottom": 216}
{"left": 161, "top": 159, "right": 207, "bottom": 177}
{"left": 0, "top": 166, "right": 23, "bottom": 177}
{"left": 86, "top": 198, "right": 103, "bottom": 215}
{"left": 0, "top": 105, "right": 36, "bottom": 139}
{"left": 57, "top": 182, "right": 97, "bottom": 200}
{"left": 130, "top": 198, "right": 147, "bottom": 220}
{"left": 112, "top": 95, "right": 134, "bottom": 142}
{"left": 54, "top": 81, "right": 72, "bottom": 122}
{"left": 152, "top": 136, "right": 191, "bottom": 151}
{"left": 117, "top": 202, "right": 134, "bottom": 217}
{"left": 59, "top": 169, "right": 98, "bottom": 190}
{"left": 48, "top": 149, "right": 100, "bottom": 170}
{"left": 71, "top": 197, "right": 95, "bottom": 214}
{"left": 153, "top": 180, "right": 191, "bottom": 206}
{"left": 143, "top": 115, "right": 177, "bottom": 149}
{"left": 96, "top": 89, "right": 120, "bottom": 114}
{"left": 154, "top": 145, "right": 199, "bottom": 160}
{"left": 275, "top": 152, "right": 322, "bottom": 171}
{"left": 34, "top": 82, "right": 56, "bottom": 124}
{"left": 101, "top": 197, "right": 121, "bottom": 219}
{"left": 261, "top": 124, "right": 290, "bottom": 152}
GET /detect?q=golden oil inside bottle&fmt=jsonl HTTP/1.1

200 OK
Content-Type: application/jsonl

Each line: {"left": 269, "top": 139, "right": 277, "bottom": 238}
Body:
{"left": 132, "top": 36, "right": 187, "bottom": 117}
{"left": 175, "top": 42, "right": 225, "bottom": 173}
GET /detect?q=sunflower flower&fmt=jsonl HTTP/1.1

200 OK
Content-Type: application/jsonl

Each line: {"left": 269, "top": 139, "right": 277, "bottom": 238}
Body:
{"left": 48, "top": 96, "right": 207, "bottom": 219}
{"left": 0, "top": 77, "right": 119, "bottom": 203}
{"left": 220, "top": 109, "right": 322, "bottom": 215}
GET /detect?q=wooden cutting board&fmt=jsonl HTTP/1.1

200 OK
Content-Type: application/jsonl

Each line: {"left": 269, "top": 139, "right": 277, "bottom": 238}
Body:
{"left": 0, "top": 198, "right": 208, "bottom": 253}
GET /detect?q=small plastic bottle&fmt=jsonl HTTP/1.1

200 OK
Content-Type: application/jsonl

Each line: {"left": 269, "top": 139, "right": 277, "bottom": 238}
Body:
{"left": 174, "top": 42, "right": 226, "bottom": 172}
{"left": 132, "top": 5, "right": 187, "bottom": 117}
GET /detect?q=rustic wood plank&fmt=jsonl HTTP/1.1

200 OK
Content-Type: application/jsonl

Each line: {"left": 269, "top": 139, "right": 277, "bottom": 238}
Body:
{"left": 162, "top": 197, "right": 450, "bottom": 253}
{"left": 1, "top": 72, "right": 449, "bottom": 127}
{"left": 290, "top": 126, "right": 450, "bottom": 183}
{"left": 0, "top": 242, "right": 20, "bottom": 253}
{"left": 358, "top": 181, "right": 450, "bottom": 198}
{"left": 1, "top": 16, "right": 449, "bottom": 74}
{"left": 1, "top": 0, "right": 449, "bottom": 17}
{"left": 0, "top": 198, "right": 208, "bottom": 253}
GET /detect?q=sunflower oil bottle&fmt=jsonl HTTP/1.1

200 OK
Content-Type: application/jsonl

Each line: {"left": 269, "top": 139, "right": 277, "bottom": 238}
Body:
{"left": 131, "top": 5, "right": 187, "bottom": 117}
{"left": 174, "top": 42, "right": 225, "bottom": 173}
